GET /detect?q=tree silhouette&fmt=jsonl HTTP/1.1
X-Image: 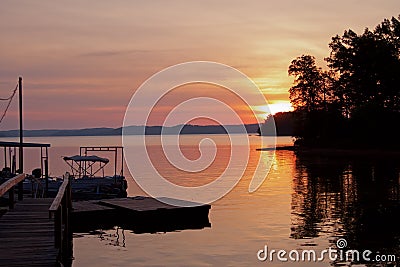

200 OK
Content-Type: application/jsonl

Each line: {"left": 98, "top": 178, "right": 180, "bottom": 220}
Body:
{"left": 288, "top": 55, "right": 325, "bottom": 112}
{"left": 326, "top": 20, "right": 400, "bottom": 114}
{"left": 287, "top": 15, "right": 400, "bottom": 148}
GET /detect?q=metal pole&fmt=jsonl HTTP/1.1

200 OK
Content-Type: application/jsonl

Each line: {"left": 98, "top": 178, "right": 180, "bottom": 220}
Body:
{"left": 45, "top": 159, "right": 49, "bottom": 197}
{"left": 12, "top": 154, "right": 16, "bottom": 174}
{"left": 9, "top": 148, "right": 11, "bottom": 170}
{"left": 18, "top": 77, "right": 23, "bottom": 200}
{"left": 4, "top": 147, "right": 6, "bottom": 169}
{"left": 114, "top": 149, "right": 117, "bottom": 179}
{"left": 121, "top": 147, "right": 124, "bottom": 177}
{"left": 40, "top": 147, "right": 43, "bottom": 176}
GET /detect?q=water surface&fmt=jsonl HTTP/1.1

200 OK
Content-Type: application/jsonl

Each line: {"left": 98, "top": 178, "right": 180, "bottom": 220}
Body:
{"left": 2, "top": 135, "right": 398, "bottom": 266}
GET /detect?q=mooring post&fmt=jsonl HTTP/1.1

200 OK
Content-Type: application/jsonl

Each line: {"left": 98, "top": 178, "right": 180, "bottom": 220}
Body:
{"left": 8, "top": 186, "right": 14, "bottom": 209}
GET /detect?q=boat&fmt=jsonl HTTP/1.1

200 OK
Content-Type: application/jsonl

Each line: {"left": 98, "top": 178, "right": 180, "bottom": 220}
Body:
{"left": 61, "top": 146, "right": 128, "bottom": 200}
{"left": 20, "top": 146, "right": 128, "bottom": 200}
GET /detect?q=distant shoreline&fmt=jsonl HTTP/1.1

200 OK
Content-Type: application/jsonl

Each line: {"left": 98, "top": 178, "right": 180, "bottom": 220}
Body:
{"left": 0, "top": 124, "right": 271, "bottom": 138}
{"left": 256, "top": 146, "right": 400, "bottom": 156}
{"left": 295, "top": 147, "right": 400, "bottom": 156}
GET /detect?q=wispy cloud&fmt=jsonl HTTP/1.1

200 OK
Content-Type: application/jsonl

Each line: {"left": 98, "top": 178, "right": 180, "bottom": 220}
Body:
{"left": 78, "top": 49, "right": 151, "bottom": 58}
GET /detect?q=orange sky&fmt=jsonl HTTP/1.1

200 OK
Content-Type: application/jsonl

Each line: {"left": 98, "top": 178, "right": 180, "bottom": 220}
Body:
{"left": 1, "top": 1, "right": 399, "bottom": 129}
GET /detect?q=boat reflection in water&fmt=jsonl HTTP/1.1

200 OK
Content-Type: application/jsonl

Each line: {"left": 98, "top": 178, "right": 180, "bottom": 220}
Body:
{"left": 291, "top": 152, "right": 400, "bottom": 263}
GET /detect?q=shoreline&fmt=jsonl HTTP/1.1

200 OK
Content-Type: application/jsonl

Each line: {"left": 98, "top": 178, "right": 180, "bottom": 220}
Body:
{"left": 257, "top": 146, "right": 400, "bottom": 156}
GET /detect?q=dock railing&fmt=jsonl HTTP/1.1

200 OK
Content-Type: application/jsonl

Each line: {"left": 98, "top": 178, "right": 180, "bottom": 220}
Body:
{"left": 49, "top": 172, "right": 72, "bottom": 264}
{"left": 0, "top": 173, "right": 26, "bottom": 209}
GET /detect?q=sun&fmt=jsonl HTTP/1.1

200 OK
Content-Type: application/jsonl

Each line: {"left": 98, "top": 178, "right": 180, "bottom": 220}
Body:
{"left": 267, "top": 102, "right": 293, "bottom": 114}
{"left": 253, "top": 101, "right": 293, "bottom": 120}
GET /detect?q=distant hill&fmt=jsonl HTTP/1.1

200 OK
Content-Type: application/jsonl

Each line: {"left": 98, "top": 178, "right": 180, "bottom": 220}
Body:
{"left": 0, "top": 115, "right": 295, "bottom": 137}
{"left": 0, "top": 124, "right": 263, "bottom": 137}
{"left": 0, "top": 127, "right": 121, "bottom": 137}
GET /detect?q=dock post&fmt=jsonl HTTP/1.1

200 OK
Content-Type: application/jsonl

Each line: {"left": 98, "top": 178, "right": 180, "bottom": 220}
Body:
{"left": 61, "top": 173, "right": 73, "bottom": 263}
{"left": 8, "top": 186, "right": 14, "bottom": 209}
{"left": 66, "top": 174, "right": 73, "bottom": 264}
{"left": 18, "top": 76, "right": 23, "bottom": 201}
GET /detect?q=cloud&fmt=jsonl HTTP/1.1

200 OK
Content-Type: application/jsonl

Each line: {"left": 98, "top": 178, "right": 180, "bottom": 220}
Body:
{"left": 78, "top": 49, "right": 150, "bottom": 58}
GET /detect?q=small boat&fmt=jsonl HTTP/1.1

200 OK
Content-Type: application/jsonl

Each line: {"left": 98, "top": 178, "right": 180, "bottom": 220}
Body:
{"left": 23, "top": 146, "right": 128, "bottom": 200}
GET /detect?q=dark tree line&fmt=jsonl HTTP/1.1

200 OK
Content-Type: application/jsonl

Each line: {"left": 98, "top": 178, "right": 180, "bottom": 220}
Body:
{"left": 258, "top": 112, "right": 295, "bottom": 136}
{"left": 288, "top": 15, "right": 400, "bottom": 148}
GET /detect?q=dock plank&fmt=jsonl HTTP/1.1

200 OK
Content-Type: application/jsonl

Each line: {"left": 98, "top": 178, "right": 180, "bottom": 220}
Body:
{"left": 73, "top": 200, "right": 114, "bottom": 213}
{"left": 99, "top": 197, "right": 187, "bottom": 211}
{"left": 0, "top": 198, "right": 59, "bottom": 267}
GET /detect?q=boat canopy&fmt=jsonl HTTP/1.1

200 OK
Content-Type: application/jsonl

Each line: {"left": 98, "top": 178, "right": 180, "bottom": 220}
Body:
{"left": 63, "top": 155, "right": 109, "bottom": 178}
{"left": 63, "top": 147, "right": 124, "bottom": 179}
{"left": 63, "top": 155, "right": 109, "bottom": 164}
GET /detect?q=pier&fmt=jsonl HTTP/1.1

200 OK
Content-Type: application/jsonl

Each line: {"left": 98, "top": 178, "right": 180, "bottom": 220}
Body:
{"left": 0, "top": 173, "right": 72, "bottom": 267}
{"left": 0, "top": 198, "right": 58, "bottom": 267}
{"left": 0, "top": 173, "right": 211, "bottom": 266}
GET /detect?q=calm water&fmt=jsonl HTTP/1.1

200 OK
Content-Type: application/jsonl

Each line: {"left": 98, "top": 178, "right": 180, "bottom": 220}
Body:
{"left": 2, "top": 135, "right": 399, "bottom": 266}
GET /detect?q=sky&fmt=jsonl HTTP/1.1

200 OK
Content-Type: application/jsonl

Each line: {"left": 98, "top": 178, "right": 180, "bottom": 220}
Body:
{"left": 1, "top": 0, "right": 399, "bottom": 130}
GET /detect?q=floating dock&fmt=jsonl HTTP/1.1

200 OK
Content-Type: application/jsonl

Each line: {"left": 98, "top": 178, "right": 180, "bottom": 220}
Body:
{"left": 72, "top": 197, "right": 211, "bottom": 234}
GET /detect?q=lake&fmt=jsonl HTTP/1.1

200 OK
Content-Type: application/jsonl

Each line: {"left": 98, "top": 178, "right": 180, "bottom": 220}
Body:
{"left": 1, "top": 135, "right": 399, "bottom": 266}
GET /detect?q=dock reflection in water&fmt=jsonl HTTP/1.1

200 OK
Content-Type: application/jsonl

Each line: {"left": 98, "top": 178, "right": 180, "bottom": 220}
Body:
{"left": 78, "top": 227, "right": 126, "bottom": 248}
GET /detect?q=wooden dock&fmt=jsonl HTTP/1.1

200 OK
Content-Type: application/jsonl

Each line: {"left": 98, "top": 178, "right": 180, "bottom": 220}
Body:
{"left": 0, "top": 173, "right": 72, "bottom": 267}
{"left": 0, "top": 198, "right": 58, "bottom": 267}
{"left": 72, "top": 197, "right": 211, "bottom": 234}
{"left": 1, "top": 174, "right": 211, "bottom": 266}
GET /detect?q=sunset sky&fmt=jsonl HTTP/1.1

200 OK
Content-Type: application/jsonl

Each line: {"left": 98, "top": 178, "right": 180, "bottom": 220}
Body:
{"left": 1, "top": 1, "right": 399, "bottom": 130}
